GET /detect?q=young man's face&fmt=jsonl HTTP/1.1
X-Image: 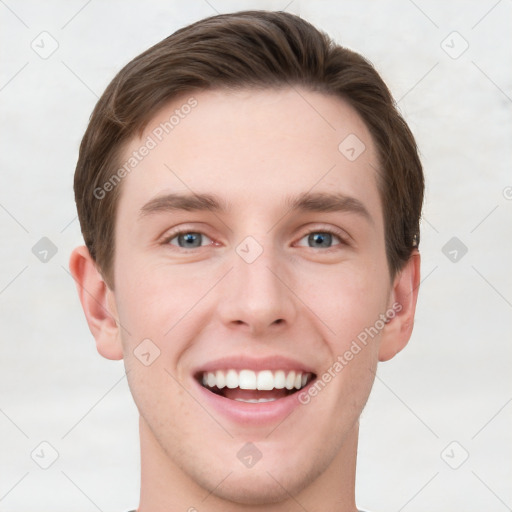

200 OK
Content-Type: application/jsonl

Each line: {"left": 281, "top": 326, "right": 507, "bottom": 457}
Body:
{"left": 77, "top": 88, "right": 418, "bottom": 506}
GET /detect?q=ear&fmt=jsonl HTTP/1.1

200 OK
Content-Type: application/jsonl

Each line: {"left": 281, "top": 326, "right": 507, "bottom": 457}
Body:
{"left": 69, "top": 246, "right": 123, "bottom": 360}
{"left": 379, "top": 250, "right": 421, "bottom": 362}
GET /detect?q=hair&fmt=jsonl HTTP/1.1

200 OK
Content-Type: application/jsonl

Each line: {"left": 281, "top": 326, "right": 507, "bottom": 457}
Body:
{"left": 74, "top": 10, "right": 424, "bottom": 288}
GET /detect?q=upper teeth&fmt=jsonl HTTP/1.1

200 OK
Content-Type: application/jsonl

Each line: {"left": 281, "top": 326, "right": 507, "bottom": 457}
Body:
{"left": 201, "top": 369, "right": 310, "bottom": 391}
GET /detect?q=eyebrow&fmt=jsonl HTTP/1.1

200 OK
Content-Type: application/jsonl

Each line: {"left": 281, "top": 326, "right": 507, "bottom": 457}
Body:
{"left": 139, "top": 192, "right": 229, "bottom": 217}
{"left": 284, "top": 191, "right": 372, "bottom": 222}
{"left": 139, "top": 191, "right": 371, "bottom": 223}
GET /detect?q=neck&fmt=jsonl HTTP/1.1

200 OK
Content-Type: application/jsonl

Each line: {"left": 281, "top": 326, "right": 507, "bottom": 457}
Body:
{"left": 137, "top": 416, "right": 359, "bottom": 512}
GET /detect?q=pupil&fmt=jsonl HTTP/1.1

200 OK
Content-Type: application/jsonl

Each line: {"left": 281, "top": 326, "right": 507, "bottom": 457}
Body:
{"left": 309, "top": 232, "right": 332, "bottom": 248}
{"left": 179, "top": 233, "right": 201, "bottom": 247}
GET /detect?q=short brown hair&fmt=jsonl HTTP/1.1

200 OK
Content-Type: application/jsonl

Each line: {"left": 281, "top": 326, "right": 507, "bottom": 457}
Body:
{"left": 74, "top": 10, "right": 423, "bottom": 287}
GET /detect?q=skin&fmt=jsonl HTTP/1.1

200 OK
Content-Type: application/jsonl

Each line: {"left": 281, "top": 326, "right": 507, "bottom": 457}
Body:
{"left": 70, "top": 88, "right": 420, "bottom": 512}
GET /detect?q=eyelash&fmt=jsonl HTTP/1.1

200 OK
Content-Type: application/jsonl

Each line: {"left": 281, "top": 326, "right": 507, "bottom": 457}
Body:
{"left": 162, "top": 226, "right": 350, "bottom": 251}
{"left": 163, "top": 230, "right": 216, "bottom": 250}
{"left": 296, "top": 228, "right": 349, "bottom": 250}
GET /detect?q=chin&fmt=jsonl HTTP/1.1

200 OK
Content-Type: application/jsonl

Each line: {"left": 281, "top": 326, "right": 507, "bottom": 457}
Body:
{"left": 202, "top": 469, "right": 303, "bottom": 506}
{"left": 188, "top": 449, "right": 327, "bottom": 507}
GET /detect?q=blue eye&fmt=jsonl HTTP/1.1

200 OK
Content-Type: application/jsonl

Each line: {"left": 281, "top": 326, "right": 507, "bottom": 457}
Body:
{"left": 168, "top": 232, "right": 212, "bottom": 248}
{"left": 309, "top": 232, "right": 332, "bottom": 248}
{"left": 297, "top": 231, "right": 343, "bottom": 249}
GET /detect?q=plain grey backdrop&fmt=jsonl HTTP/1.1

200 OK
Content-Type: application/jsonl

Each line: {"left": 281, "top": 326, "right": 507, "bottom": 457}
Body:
{"left": 1, "top": 1, "right": 511, "bottom": 511}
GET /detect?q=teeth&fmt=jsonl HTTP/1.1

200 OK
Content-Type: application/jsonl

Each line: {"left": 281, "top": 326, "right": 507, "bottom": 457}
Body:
{"left": 200, "top": 369, "right": 311, "bottom": 391}
{"left": 239, "top": 369, "right": 257, "bottom": 390}
{"left": 274, "top": 370, "right": 286, "bottom": 389}
{"left": 285, "top": 371, "right": 296, "bottom": 390}
{"left": 216, "top": 370, "right": 226, "bottom": 389}
{"left": 257, "top": 370, "right": 274, "bottom": 390}
{"left": 226, "top": 369, "right": 238, "bottom": 389}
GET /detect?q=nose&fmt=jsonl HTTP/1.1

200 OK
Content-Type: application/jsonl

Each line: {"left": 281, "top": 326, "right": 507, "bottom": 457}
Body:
{"left": 215, "top": 243, "right": 298, "bottom": 336}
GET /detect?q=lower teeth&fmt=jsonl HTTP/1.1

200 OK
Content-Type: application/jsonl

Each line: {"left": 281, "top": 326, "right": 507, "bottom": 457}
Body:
{"left": 234, "top": 398, "right": 277, "bottom": 403}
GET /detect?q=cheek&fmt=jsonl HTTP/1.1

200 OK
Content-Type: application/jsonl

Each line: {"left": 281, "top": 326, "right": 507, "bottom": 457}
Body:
{"left": 298, "top": 259, "right": 390, "bottom": 344}
{"left": 113, "top": 257, "right": 223, "bottom": 375}
{"left": 301, "top": 261, "right": 388, "bottom": 417}
{"left": 115, "top": 266, "right": 201, "bottom": 416}
{"left": 114, "top": 256, "right": 208, "bottom": 327}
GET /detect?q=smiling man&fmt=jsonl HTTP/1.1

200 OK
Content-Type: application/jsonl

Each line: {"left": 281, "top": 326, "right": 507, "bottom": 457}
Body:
{"left": 70, "top": 10, "right": 423, "bottom": 512}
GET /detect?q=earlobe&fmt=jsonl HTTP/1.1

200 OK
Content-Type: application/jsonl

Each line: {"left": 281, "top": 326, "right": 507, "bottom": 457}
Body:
{"left": 69, "top": 246, "right": 123, "bottom": 360}
{"left": 378, "top": 251, "right": 421, "bottom": 362}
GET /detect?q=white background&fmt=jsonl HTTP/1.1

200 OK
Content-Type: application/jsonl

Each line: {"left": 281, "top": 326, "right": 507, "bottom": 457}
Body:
{"left": 0, "top": 1, "right": 511, "bottom": 511}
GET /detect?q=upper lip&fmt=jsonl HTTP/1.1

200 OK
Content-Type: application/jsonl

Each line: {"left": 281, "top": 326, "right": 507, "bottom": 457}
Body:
{"left": 192, "top": 355, "right": 317, "bottom": 377}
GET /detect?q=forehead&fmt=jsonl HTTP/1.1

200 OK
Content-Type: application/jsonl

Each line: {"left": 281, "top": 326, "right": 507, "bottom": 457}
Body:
{"left": 116, "top": 87, "right": 382, "bottom": 226}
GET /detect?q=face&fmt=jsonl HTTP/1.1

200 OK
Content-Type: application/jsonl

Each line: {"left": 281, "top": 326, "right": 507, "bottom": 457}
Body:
{"left": 110, "top": 88, "right": 395, "bottom": 504}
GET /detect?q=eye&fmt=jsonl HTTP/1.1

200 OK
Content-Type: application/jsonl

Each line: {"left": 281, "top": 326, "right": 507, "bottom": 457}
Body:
{"left": 167, "top": 231, "right": 213, "bottom": 249}
{"left": 296, "top": 230, "right": 345, "bottom": 249}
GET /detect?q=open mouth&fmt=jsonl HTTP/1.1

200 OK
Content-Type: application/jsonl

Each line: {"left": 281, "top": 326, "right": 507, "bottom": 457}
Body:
{"left": 196, "top": 369, "right": 316, "bottom": 403}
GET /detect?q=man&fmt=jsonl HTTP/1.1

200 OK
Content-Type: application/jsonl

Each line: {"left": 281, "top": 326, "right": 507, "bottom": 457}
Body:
{"left": 70, "top": 10, "right": 423, "bottom": 512}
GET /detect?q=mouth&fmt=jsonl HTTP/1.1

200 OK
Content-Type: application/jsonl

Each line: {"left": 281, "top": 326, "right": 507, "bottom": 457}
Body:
{"left": 196, "top": 369, "right": 316, "bottom": 403}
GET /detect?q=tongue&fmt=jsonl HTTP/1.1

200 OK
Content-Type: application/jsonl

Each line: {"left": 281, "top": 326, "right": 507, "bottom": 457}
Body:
{"left": 222, "top": 387, "right": 290, "bottom": 401}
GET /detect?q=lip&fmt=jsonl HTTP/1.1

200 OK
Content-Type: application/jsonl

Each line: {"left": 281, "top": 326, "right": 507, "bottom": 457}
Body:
{"left": 191, "top": 355, "right": 317, "bottom": 426}
{"left": 193, "top": 374, "right": 316, "bottom": 426}
{"left": 192, "top": 355, "right": 316, "bottom": 375}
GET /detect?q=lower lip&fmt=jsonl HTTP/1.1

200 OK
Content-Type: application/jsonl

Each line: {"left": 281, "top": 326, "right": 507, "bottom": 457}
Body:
{"left": 193, "top": 378, "right": 314, "bottom": 426}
